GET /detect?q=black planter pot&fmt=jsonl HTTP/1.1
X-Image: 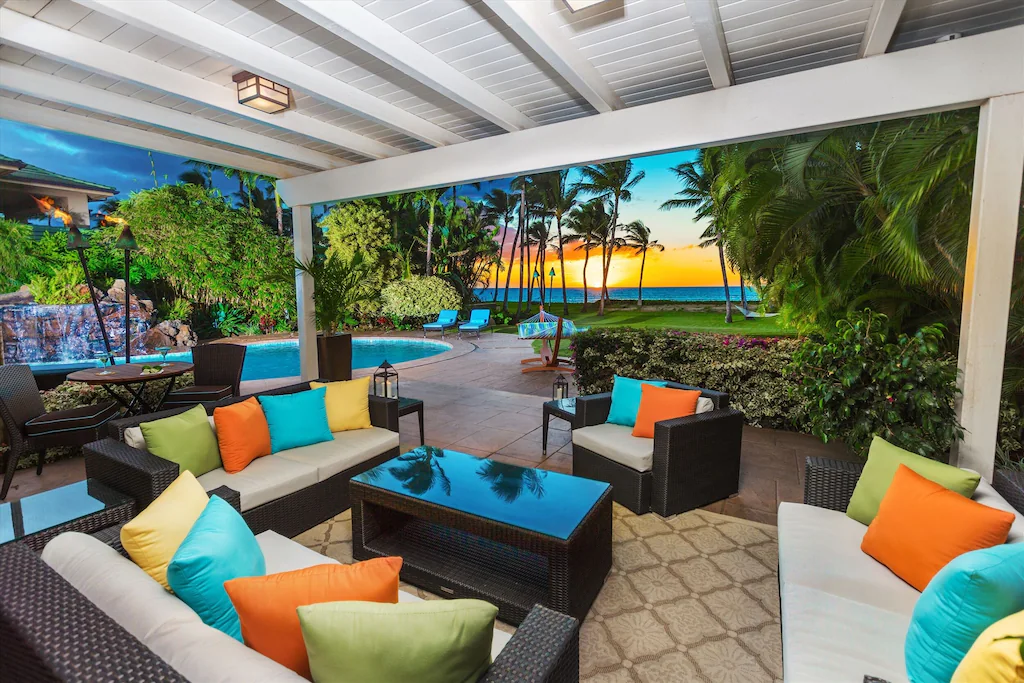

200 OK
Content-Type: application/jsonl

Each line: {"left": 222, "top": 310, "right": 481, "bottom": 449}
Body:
{"left": 317, "top": 333, "right": 352, "bottom": 381}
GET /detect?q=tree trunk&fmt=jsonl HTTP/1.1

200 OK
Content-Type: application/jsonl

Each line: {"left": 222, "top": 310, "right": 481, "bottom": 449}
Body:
{"left": 556, "top": 215, "right": 569, "bottom": 316}
{"left": 599, "top": 195, "right": 619, "bottom": 316}
{"left": 525, "top": 234, "right": 534, "bottom": 313}
{"left": 515, "top": 189, "right": 526, "bottom": 318}
{"left": 537, "top": 227, "right": 546, "bottom": 307}
{"left": 425, "top": 206, "right": 434, "bottom": 276}
{"left": 581, "top": 247, "right": 590, "bottom": 312}
{"left": 739, "top": 273, "right": 748, "bottom": 311}
{"left": 274, "top": 185, "right": 284, "bottom": 237}
{"left": 493, "top": 217, "right": 508, "bottom": 302}
{"left": 638, "top": 248, "right": 647, "bottom": 307}
{"left": 501, "top": 221, "right": 519, "bottom": 312}
{"left": 719, "top": 239, "right": 733, "bottom": 323}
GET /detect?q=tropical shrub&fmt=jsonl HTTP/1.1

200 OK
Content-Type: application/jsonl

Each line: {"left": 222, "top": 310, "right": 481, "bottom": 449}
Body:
{"left": 789, "top": 311, "right": 962, "bottom": 460}
{"left": 0, "top": 218, "right": 36, "bottom": 290}
{"left": 294, "top": 251, "right": 372, "bottom": 335}
{"left": 27, "top": 264, "right": 90, "bottom": 304}
{"left": 320, "top": 200, "right": 395, "bottom": 307}
{"left": 380, "top": 276, "right": 461, "bottom": 319}
{"left": 158, "top": 298, "right": 194, "bottom": 322}
{"left": 572, "top": 327, "right": 804, "bottom": 430}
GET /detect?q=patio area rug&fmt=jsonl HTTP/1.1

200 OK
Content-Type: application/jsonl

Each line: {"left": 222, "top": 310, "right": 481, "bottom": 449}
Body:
{"left": 294, "top": 504, "right": 781, "bottom": 683}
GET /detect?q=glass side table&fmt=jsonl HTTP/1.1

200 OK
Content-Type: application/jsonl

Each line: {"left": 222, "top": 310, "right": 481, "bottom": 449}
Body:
{"left": 542, "top": 397, "right": 577, "bottom": 455}
{"left": 0, "top": 479, "right": 134, "bottom": 552}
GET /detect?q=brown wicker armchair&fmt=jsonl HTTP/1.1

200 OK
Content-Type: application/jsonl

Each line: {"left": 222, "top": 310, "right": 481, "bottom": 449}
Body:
{"left": 163, "top": 342, "right": 246, "bottom": 409}
{"left": 0, "top": 365, "right": 119, "bottom": 500}
{"left": 572, "top": 383, "right": 744, "bottom": 517}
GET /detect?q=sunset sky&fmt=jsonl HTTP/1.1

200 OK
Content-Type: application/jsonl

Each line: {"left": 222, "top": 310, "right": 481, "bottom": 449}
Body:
{"left": 0, "top": 119, "right": 736, "bottom": 288}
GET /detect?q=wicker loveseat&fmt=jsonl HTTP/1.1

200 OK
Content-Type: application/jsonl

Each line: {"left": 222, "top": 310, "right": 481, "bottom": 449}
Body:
{"left": 84, "top": 381, "right": 401, "bottom": 539}
{"left": 0, "top": 490, "right": 581, "bottom": 683}
{"left": 780, "top": 457, "right": 1024, "bottom": 683}
{"left": 571, "top": 383, "right": 744, "bottom": 517}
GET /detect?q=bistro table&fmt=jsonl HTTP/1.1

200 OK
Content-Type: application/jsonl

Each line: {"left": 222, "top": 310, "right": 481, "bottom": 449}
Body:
{"left": 66, "top": 361, "right": 194, "bottom": 416}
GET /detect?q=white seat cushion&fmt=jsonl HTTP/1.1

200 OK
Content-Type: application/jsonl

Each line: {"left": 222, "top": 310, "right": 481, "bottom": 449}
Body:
{"left": 572, "top": 423, "right": 655, "bottom": 472}
{"left": 274, "top": 427, "right": 399, "bottom": 482}
{"left": 696, "top": 397, "right": 714, "bottom": 414}
{"left": 197, "top": 456, "right": 317, "bottom": 511}
{"left": 778, "top": 502, "right": 917, "bottom": 683}
{"left": 42, "top": 532, "right": 305, "bottom": 683}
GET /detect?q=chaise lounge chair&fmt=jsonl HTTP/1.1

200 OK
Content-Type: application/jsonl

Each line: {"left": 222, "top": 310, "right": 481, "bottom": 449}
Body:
{"left": 458, "top": 308, "right": 491, "bottom": 338}
{"left": 423, "top": 309, "right": 458, "bottom": 339}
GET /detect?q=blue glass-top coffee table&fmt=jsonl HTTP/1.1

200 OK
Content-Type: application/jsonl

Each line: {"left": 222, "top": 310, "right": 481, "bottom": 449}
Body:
{"left": 351, "top": 446, "right": 612, "bottom": 625}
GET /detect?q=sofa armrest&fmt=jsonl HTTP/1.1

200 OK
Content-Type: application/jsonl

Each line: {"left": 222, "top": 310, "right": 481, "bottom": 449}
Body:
{"left": 107, "top": 406, "right": 195, "bottom": 440}
{"left": 576, "top": 393, "right": 612, "bottom": 428}
{"left": 804, "top": 457, "right": 864, "bottom": 511}
{"left": 652, "top": 408, "right": 745, "bottom": 516}
{"left": 84, "top": 438, "right": 179, "bottom": 510}
{"left": 993, "top": 468, "right": 1024, "bottom": 515}
{"left": 208, "top": 485, "right": 241, "bottom": 512}
{"left": 479, "top": 605, "right": 579, "bottom": 683}
{"left": 0, "top": 542, "right": 187, "bottom": 682}
{"left": 368, "top": 395, "right": 399, "bottom": 432}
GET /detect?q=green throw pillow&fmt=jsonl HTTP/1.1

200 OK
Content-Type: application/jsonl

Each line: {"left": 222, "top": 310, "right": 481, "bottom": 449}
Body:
{"left": 298, "top": 599, "right": 497, "bottom": 683}
{"left": 140, "top": 404, "right": 221, "bottom": 477}
{"left": 846, "top": 436, "right": 981, "bottom": 525}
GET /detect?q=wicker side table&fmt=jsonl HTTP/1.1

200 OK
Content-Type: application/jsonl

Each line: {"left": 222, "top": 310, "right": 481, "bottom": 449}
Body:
{"left": 543, "top": 398, "right": 577, "bottom": 456}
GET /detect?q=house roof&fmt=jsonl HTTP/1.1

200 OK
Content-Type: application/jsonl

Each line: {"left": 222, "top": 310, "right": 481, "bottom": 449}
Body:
{"left": 0, "top": 153, "right": 117, "bottom": 199}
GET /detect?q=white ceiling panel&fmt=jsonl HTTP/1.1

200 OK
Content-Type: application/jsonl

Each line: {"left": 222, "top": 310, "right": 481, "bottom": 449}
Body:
{"left": 891, "top": 0, "right": 1024, "bottom": 51}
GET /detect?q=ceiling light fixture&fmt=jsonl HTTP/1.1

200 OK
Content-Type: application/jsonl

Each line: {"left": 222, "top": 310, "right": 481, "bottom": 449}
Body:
{"left": 562, "top": 0, "right": 607, "bottom": 12}
{"left": 232, "top": 71, "right": 291, "bottom": 113}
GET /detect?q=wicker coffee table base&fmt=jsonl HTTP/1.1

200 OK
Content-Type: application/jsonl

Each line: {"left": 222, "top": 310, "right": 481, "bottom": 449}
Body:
{"left": 352, "top": 482, "right": 612, "bottom": 625}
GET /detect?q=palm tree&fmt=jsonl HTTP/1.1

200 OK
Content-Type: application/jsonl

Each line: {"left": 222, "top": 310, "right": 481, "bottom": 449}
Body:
{"left": 620, "top": 220, "right": 664, "bottom": 306}
{"left": 293, "top": 251, "right": 372, "bottom": 335}
{"left": 414, "top": 187, "right": 446, "bottom": 275}
{"left": 563, "top": 199, "right": 609, "bottom": 312}
{"left": 661, "top": 149, "right": 734, "bottom": 323}
{"left": 535, "top": 170, "right": 578, "bottom": 315}
{"left": 577, "top": 160, "right": 646, "bottom": 315}
{"left": 483, "top": 188, "right": 518, "bottom": 303}
{"left": 510, "top": 175, "right": 533, "bottom": 317}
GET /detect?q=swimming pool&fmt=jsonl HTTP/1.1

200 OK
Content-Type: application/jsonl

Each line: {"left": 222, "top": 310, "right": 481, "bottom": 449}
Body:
{"left": 29, "top": 338, "right": 450, "bottom": 381}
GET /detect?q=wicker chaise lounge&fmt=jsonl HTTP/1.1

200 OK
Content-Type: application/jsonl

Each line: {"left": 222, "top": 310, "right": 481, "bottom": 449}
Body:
{"left": 84, "top": 380, "right": 401, "bottom": 538}
{"left": 571, "top": 383, "right": 744, "bottom": 517}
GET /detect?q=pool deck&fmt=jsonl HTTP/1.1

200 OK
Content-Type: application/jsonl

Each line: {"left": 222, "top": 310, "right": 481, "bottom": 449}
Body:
{"left": 10, "top": 331, "right": 847, "bottom": 525}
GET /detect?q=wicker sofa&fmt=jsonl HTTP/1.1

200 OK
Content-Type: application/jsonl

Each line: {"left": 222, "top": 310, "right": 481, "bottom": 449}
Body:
{"left": 84, "top": 380, "right": 401, "bottom": 539}
{"left": 781, "top": 458, "right": 1024, "bottom": 683}
{"left": 571, "top": 383, "right": 744, "bottom": 516}
{"left": 0, "top": 489, "right": 580, "bottom": 682}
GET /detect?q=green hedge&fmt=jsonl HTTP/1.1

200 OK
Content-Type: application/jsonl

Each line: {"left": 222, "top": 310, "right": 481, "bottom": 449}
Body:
{"left": 572, "top": 328, "right": 805, "bottom": 430}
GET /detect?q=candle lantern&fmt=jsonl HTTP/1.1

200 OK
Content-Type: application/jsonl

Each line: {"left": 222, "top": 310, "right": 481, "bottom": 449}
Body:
{"left": 553, "top": 373, "right": 569, "bottom": 401}
{"left": 373, "top": 360, "right": 399, "bottom": 399}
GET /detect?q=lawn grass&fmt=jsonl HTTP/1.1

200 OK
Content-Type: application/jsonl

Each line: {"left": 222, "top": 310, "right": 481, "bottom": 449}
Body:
{"left": 491, "top": 301, "right": 794, "bottom": 337}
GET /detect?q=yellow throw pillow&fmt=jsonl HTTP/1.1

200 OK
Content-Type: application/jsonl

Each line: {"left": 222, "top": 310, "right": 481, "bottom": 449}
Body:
{"left": 120, "top": 470, "right": 209, "bottom": 590}
{"left": 310, "top": 377, "right": 372, "bottom": 432}
{"left": 952, "top": 610, "right": 1024, "bottom": 682}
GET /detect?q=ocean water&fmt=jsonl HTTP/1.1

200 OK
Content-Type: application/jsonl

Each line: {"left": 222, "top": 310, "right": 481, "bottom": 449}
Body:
{"left": 473, "top": 286, "right": 759, "bottom": 304}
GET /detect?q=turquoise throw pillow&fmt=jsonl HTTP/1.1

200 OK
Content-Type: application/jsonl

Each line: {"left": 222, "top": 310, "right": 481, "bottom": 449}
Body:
{"left": 167, "top": 496, "right": 265, "bottom": 640}
{"left": 258, "top": 388, "right": 332, "bottom": 453}
{"left": 905, "top": 542, "right": 1024, "bottom": 683}
{"left": 607, "top": 376, "right": 668, "bottom": 427}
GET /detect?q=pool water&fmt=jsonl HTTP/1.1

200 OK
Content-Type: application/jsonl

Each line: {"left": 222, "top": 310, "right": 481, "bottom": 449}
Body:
{"left": 30, "top": 338, "right": 450, "bottom": 381}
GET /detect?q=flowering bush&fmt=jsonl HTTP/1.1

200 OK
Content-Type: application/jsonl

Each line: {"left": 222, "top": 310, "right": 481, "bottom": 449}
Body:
{"left": 380, "top": 276, "right": 461, "bottom": 319}
{"left": 573, "top": 327, "right": 805, "bottom": 430}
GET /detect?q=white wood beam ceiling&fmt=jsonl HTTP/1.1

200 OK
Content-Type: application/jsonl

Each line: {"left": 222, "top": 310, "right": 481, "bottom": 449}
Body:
{"left": 860, "top": 0, "right": 909, "bottom": 58}
{"left": 0, "top": 8, "right": 401, "bottom": 161}
{"left": 684, "top": 0, "right": 734, "bottom": 88}
{"left": 0, "top": 98, "right": 306, "bottom": 178}
{"left": 72, "top": 0, "right": 466, "bottom": 148}
{"left": 480, "top": 0, "right": 623, "bottom": 114}
{"left": 278, "top": 26, "right": 1024, "bottom": 206}
{"left": 0, "top": 62, "right": 347, "bottom": 170}
{"left": 276, "top": 0, "right": 535, "bottom": 133}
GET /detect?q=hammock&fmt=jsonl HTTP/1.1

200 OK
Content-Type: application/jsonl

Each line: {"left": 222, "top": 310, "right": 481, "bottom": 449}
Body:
{"left": 516, "top": 308, "right": 585, "bottom": 373}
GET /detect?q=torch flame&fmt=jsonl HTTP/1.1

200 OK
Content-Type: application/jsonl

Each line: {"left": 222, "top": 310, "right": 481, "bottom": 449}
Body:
{"left": 32, "top": 195, "right": 75, "bottom": 227}
{"left": 99, "top": 214, "right": 127, "bottom": 227}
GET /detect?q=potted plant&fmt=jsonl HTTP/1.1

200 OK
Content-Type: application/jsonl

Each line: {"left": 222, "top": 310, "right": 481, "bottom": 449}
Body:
{"left": 294, "top": 251, "right": 370, "bottom": 381}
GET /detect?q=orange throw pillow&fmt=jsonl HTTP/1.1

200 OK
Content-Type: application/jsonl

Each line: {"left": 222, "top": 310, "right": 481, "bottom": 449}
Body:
{"left": 224, "top": 558, "right": 402, "bottom": 678}
{"left": 212, "top": 397, "right": 271, "bottom": 473}
{"left": 632, "top": 385, "right": 701, "bottom": 438}
{"left": 861, "top": 465, "right": 1014, "bottom": 591}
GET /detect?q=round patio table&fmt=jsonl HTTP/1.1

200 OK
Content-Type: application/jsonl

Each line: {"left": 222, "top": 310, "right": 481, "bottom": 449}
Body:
{"left": 66, "top": 361, "right": 194, "bottom": 416}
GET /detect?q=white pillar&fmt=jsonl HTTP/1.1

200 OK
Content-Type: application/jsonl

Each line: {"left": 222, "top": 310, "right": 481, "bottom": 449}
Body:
{"left": 64, "top": 192, "right": 91, "bottom": 227}
{"left": 954, "top": 93, "right": 1024, "bottom": 480}
{"left": 293, "top": 204, "right": 318, "bottom": 381}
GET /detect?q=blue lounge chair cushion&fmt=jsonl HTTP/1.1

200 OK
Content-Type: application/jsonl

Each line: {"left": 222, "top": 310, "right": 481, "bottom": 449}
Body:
{"left": 459, "top": 310, "right": 490, "bottom": 329}
{"left": 424, "top": 310, "right": 458, "bottom": 330}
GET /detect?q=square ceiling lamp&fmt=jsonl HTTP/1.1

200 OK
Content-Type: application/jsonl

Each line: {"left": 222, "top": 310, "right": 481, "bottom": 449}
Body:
{"left": 232, "top": 71, "right": 290, "bottom": 113}
{"left": 562, "top": 0, "right": 606, "bottom": 11}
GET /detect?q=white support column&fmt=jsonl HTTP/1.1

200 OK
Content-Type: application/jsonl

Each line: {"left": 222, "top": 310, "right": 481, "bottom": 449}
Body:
{"left": 954, "top": 93, "right": 1024, "bottom": 480}
{"left": 293, "top": 205, "right": 318, "bottom": 381}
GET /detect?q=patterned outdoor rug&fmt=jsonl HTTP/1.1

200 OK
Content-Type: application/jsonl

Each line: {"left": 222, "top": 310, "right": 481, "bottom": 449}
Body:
{"left": 294, "top": 504, "right": 781, "bottom": 683}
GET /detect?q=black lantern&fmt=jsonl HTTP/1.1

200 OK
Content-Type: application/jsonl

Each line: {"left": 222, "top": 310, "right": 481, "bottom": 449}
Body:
{"left": 373, "top": 360, "right": 399, "bottom": 399}
{"left": 114, "top": 225, "right": 139, "bottom": 363}
{"left": 553, "top": 374, "right": 569, "bottom": 401}
{"left": 66, "top": 225, "right": 114, "bottom": 360}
